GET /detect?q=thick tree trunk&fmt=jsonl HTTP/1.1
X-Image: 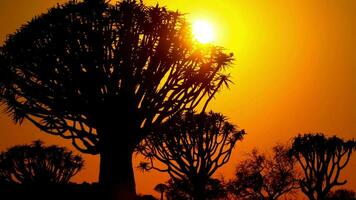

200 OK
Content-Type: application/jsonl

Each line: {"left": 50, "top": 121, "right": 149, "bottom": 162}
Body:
{"left": 98, "top": 132, "right": 137, "bottom": 200}
{"left": 95, "top": 96, "right": 141, "bottom": 200}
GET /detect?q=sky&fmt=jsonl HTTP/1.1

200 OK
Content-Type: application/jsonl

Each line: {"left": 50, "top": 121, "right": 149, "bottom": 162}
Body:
{"left": 0, "top": 0, "right": 355, "bottom": 197}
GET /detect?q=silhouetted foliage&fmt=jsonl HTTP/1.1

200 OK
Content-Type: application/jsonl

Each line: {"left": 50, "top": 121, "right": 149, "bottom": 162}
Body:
{"left": 228, "top": 145, "right": 299, "bottom": 200}
{"left": 289, "top": 133, "right": 356, "bottom": 200}
{"left": 326, "top": 189, "right": 356, "bottom": 200}
{"left": 164, "top": 178, "right": 227, "bottom": 200}
{"left": 138, "top": 111, "right": 244, "bottom": 200}
{"left": 0, "top": 0, "right": 234, "bottom": 199}
{"left": 0, "top": 140, "right": 83, "bottom": 184}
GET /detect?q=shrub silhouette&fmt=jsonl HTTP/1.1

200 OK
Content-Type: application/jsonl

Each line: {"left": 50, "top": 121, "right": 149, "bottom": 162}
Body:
{"left": 138, "top": 111, "right": 244, "bottom": 200}
{"left": 0, "top": 140, "right": 83, "bottom": 184}
{"left": 290, "top": 133, "right": 356, "bottom": 200}
{"left": 228, "top": 145, "right": 298, "bottom": 200}
{"left": 164, "top": 178, "right": 227, "bottom": 200}
{"left": 326, "top": 189, "right": 356, "bottom": 200}
{"left": 0, "top": 0, "right": 234, "bottom": 199}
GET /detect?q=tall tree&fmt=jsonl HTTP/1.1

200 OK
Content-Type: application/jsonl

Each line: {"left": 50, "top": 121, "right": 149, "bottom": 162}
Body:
{"left": 0, "top": 0, "right": 234, "bottom": 199}
{"left": 138, "top": 111, "right": 244, "bottom": 200}
{"left": 0, "top": 140, "right": 83, "bottom": 184}
{"left": 289, "top": 133, "right": 356, "bottom": 200}
{"left": 228, "top": 145, "right": 299, "bottom": 200}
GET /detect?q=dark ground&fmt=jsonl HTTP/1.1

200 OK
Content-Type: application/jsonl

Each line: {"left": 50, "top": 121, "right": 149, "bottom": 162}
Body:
{"left": 0, "top": 183, "right": 157, "bottom": 200}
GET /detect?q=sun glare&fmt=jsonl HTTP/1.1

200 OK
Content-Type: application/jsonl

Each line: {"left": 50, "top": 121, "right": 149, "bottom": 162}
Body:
{"left": 192, "top": 20, "right": 215, "bottom": 44}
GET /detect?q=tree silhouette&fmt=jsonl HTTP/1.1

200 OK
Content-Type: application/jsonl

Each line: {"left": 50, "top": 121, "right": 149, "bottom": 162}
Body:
{"left": 164, "top": 178, "right": 227, "bottom": 200}
{"left": 289, "top": 133, "right": 356, "bottom": 200}
{"left": 0, "top": 0, "right": 234, "bottom": 199}
{"left": 138, "top": 111, "right": 244, "bottom": 200}
{"left": 154, "top": 183, "right": 168, "bottom": 200}
{"left": 228, "top": 145, "right": 299, "bottom": 200}
{"left": 0, "top": 140, "right": 83, "bottom": 184}
{"left": 326, "top": 189, "right": 356, "bottom": 200}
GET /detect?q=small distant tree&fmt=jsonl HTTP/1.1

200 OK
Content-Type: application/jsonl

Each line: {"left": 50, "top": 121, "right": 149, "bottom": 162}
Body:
{"left": 0, "top": 140, "right": 83, "bottom": 184}
{"left": 154, "top": 183, "right": 168, "bottom": 200}
{"left": 289, "top": 133, "right": 356, "bottom": 200}
{"left": 228, "top": 145, "right": 299, "bottom": 200}
{"left": 0, "top": 0, "right": 235, "bottom": 199}
{"left": 326, "top": 189, "right": 356, "bottom": 200}
{"left": 138, "top": 111, "right": 244, "bottom": 200}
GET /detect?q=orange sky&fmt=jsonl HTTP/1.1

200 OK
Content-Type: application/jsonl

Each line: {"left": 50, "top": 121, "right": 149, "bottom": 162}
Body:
{"left": 1, "top": 0, "right": 355, "bottom": 197}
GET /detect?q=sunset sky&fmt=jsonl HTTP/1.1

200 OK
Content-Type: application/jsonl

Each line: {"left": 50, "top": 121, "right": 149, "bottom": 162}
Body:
{"left": 0, "top": 0, "right": 355, "bottom": 197}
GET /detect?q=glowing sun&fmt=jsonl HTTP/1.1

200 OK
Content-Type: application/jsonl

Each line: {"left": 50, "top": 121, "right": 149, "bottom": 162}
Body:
{"left": 192, "top": 20, "right": 215, "bottom": 44}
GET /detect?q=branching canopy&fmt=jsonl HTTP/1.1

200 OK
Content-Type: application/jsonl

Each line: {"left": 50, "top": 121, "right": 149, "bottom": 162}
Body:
{"left": 290, "top": 133, "right": 356, "bottom": 200}
{"left": 0, "top": 0, "right": 233, "bottom": 154}
{"left": 138, "top": 111, "right": 245, "bottom": 181}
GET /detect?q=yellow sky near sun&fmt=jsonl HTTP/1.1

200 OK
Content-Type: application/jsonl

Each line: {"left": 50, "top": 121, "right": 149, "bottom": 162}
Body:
{"left": 0, "top": 0, "right": 355, "bottom": 197}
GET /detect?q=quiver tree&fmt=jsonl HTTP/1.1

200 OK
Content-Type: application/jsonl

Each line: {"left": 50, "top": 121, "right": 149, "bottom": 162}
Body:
{"left": 228, "top": 145, "right": 299, "bottom": 200}
{"left": 0, "top": 0, "right": 234, "bottom": 199}
{"left": 138, "top": 111, "right": 244, "bottom": 200}
{"left": 289, "top": 133, "right": 356, "bottom": 200}
{"left": 0, "top": 140, "right": 83, "bottom": 184}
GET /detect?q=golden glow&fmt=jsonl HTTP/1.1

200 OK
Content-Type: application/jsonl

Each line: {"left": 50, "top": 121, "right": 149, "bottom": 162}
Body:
{"left": 1, "top": 0, "right": 356, "bottom": 197}
{"left": 192, "top": 20, "right": 215, "bottom": 44}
